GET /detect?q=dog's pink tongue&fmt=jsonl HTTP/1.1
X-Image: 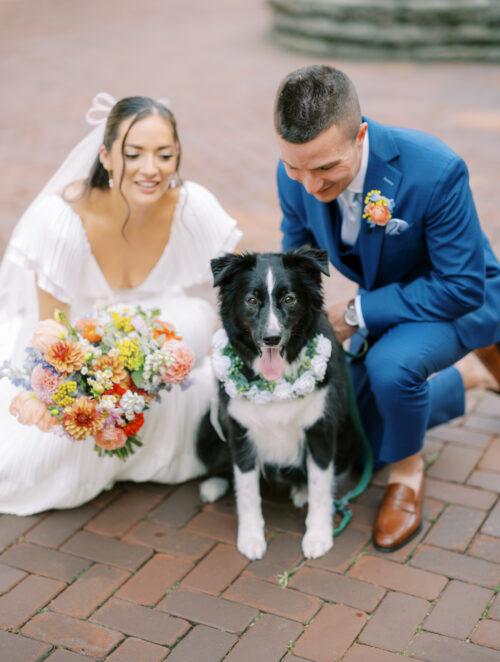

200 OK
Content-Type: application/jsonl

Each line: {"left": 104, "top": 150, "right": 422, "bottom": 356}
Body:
{"left": 258, "top": 347, "right": 285, "bottom": 381}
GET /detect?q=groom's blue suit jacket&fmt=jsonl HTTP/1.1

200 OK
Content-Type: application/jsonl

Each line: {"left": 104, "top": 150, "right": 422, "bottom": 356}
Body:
{"left": 279, "top": 118, "right": 500, "bottom": 350}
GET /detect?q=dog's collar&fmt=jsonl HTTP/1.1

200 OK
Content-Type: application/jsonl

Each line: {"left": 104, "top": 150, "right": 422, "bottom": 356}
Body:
{"left": 211, "top": 329, "right": 332, "bottom": 403}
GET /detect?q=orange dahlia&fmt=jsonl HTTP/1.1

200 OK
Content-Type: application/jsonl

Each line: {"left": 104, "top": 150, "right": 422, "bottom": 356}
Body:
{"left": 45, "top": 340, "right": 86, "bottom": 374}
{"left": 92, "top": 353, "right": 128, "bottom": 385}
{"left": 62, "top": 397, "right": 106, "bottom": 440}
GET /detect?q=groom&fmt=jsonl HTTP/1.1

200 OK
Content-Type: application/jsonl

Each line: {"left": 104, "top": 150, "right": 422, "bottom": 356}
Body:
{"left": 274, "top": 65, "right": 500, "bottom": 551}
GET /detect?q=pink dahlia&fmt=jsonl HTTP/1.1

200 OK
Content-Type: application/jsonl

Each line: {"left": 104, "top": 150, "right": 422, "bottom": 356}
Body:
{"left": 30, "top": 364, "right": 64, "bottom": 403}
{"left": 160, "top": 340, "right": 194, "bottom": 384}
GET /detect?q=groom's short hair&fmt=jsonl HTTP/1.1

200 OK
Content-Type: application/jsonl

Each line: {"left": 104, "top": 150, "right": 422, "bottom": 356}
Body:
{"left": 274, "top": 65, "right": 362, "bottom": 144}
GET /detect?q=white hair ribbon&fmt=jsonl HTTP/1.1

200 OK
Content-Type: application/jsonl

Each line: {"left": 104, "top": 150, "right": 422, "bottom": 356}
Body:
{"left": 85, "top": 92, "right": 117, "bottom": 126}
{"left": 156, "top": 96, "right": 172, "bottom": 110}
{"left": 85, "top": 92, "right": 172, "bottom": 127}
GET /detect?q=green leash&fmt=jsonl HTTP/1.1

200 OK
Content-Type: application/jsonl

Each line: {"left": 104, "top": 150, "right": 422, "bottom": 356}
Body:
{"left": 333, "top": 341, "right": 374, "bottom": 536}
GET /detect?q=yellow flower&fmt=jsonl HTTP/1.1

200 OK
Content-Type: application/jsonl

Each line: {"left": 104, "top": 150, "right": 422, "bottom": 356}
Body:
{"left": 116, "top": 338, "right": 143, "bottom": 371}
{"left": 364, "top": 189, "right": 381, "bottom": 205}
{"left": 111, "top": 312, "right": 134, "bottom": 334}
{"left": 52, "top": 381, "right": 78, "bottom": 407}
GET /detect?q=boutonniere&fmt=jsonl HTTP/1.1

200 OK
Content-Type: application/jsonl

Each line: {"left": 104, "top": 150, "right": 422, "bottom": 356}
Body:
{"left": 362, "top": 189, "right": 409, "bottom": 235}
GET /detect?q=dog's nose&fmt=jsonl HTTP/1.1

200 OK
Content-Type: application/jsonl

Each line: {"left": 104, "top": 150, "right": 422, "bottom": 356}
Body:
{"left": 263, "top": 335, "right": 281, "bottom": 346}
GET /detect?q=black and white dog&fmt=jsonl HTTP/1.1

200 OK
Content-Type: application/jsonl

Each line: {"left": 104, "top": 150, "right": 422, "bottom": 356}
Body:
{"left": 197, "top": 248, "right": 354, "bottom": 560}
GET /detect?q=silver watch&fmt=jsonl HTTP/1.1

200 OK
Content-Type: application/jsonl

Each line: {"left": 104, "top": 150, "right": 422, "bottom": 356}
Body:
{"left": 344, "top": 299, "right": 359, "bottom": 327}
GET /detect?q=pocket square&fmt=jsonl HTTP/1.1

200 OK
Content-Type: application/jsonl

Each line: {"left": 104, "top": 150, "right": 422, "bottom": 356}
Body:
{"left": 385, "top": 218, "right": 409, "bottom": 235}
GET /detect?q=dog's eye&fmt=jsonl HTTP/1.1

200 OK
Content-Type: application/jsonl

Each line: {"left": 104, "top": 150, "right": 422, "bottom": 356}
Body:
{"left": 246, "top": 296, "right": 258, "bottom": 306}
{"left": 283, "top": 294, "right": 297, "bottom": 306}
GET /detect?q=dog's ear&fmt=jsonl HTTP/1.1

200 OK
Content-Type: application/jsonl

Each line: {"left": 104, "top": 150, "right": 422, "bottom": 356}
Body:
{"left": 211, "top": 253, "right": 256, "bottom": 287}
{"left": 283, "top": 247, "right": 330, "bottom": 277}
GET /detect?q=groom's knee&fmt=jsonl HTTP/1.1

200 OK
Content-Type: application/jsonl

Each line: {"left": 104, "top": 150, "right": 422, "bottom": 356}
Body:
{"left": 365, "top": 340, "right": 423, "bottom": 400}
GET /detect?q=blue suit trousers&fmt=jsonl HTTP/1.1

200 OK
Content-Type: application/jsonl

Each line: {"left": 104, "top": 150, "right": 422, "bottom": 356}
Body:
{"left": 349, "top": 321, "right": 468, "bottom": 465}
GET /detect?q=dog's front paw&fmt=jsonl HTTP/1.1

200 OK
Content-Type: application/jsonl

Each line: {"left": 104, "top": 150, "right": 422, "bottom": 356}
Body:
{"left": 302, "top": 529, "right": 333, "bottom": 559}
{"left": 237, "top": 530, "right": 267, "bottom": 560}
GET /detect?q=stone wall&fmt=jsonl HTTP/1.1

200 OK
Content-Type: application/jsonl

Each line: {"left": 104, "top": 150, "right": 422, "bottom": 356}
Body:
{"left": 269, "top": 0, "right": 500, "bottom": 61}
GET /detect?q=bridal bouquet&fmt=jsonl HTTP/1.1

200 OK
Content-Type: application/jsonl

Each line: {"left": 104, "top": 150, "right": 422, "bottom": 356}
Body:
{"left": 3, "top": 305, "right": 194, "bottom": 460}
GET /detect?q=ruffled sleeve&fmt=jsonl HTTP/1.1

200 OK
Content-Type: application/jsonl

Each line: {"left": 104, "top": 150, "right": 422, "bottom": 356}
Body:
{"left": 165, "top": 182, "right": 242, "bottom": 289}
{"left": 5, "top": 194, "right": 85, "bottom": 305}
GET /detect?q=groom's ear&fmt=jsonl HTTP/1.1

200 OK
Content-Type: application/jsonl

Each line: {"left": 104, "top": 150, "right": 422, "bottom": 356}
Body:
{"left": 211, "top": 253, "right": 256, "bottom": 287}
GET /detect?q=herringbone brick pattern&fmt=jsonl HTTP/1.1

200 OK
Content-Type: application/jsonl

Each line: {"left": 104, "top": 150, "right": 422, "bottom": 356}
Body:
{"left": 1, "top": 0, "right": 499, "bottom": 660}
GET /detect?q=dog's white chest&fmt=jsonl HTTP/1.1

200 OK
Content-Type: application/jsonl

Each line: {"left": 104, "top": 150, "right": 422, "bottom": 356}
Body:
{"left": 228, "top": 388, "right": 328, "bottom": 467}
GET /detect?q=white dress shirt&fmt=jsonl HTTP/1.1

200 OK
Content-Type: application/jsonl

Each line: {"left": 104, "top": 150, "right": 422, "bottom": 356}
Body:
{"left": 337, "top": 129, "right": 370, "bottom": 328}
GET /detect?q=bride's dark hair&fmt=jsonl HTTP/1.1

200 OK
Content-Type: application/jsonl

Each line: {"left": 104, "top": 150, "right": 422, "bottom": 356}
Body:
{"left": 88, "top": 96, "right": 182, "bottom": 190}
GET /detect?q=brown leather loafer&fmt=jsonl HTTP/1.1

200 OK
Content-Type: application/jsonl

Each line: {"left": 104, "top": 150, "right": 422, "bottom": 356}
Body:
{"left": 373, "top": 480, "right": 424, "bottom": 552}
{"left": 475, "top": 343, "right": 500, "bottom": 394}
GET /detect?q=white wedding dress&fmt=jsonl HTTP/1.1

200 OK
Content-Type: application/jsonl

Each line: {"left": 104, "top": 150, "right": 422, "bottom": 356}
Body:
{"left": 0, "top": 181, "right": 241, "bottom": 515}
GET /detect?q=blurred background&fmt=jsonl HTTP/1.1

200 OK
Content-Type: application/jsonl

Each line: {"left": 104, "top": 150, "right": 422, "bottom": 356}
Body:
{"left": 1, "top": 0, "right": 499, "bottom": 305}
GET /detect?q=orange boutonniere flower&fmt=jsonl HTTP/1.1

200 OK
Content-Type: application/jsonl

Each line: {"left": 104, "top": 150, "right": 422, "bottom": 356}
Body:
{"left": 363, "top": 190, "right": 395, "bottom": 229}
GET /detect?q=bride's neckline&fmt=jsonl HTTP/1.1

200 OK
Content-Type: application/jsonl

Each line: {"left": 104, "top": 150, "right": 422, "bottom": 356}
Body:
{"left": 62, "top": 186, "right": 186, "bottom": 294}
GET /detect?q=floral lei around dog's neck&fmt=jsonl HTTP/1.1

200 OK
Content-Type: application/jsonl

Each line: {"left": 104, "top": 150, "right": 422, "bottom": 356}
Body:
{"left": 211, "top": 329, "right": 332, "bottom": 403}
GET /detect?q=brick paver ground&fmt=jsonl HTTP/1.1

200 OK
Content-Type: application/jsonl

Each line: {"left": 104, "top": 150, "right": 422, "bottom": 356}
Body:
{"left": 1, "top": 1, "right": 499, "bottom": 660}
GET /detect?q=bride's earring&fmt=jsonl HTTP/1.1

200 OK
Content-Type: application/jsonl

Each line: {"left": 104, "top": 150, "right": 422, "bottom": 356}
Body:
{"left": 108, "top": 170, "right": 114, "bottom": 189}
{"left": 168, "top": 172, "right": 179, "bottom": 189}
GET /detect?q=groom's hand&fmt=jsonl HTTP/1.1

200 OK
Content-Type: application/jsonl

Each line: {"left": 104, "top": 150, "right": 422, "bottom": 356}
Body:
{"left": 328, "top": 300, "right": 358, "bottom": 343}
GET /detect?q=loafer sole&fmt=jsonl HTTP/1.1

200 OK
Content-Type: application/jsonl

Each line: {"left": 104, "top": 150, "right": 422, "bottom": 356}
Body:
{"left": 372, "top": 522, "right": 422, "bottom": 553}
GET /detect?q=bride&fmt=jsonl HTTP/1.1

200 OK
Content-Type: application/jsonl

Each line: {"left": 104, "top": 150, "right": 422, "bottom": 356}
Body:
{"left": 0, "top": 94, "right": 241, "bottom": 515}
